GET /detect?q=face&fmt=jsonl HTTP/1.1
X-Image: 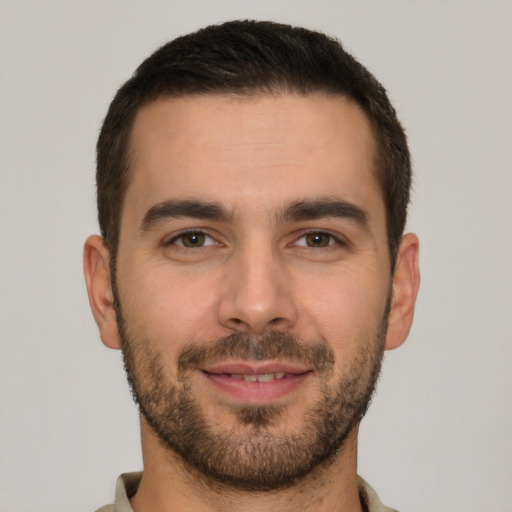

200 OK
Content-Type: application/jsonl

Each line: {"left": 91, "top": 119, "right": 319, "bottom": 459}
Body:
{"left": 93, "top": 93, "right": 410, "bottom": 489}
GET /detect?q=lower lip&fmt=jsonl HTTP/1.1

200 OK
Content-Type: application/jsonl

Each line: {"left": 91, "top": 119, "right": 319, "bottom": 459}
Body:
{"left": 202, "top": 371, "right": 312, "bottom": 403}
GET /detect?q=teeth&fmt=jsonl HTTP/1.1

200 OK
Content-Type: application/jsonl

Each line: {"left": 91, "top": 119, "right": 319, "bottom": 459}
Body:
{"left": 255, "top": 373, "right": 274, "bottom": 383}
{"left": 229, "top": 373, "right": 287, "bottom": 382}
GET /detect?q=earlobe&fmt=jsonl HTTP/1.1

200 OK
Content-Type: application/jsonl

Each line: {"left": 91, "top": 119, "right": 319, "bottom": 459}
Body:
{"left": 385, "top": 233, "right": 420, "bottom": 350}
{"left": 83, "top": 235, "right": 121, "bottom": 350}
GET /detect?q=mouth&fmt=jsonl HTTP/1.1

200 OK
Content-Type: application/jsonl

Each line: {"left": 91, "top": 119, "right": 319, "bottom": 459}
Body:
{"left": 200, "top": 361, "right": 313, "bottom": 403}
{"left": 227, "top": 372, "right": 288, "bottom": 382}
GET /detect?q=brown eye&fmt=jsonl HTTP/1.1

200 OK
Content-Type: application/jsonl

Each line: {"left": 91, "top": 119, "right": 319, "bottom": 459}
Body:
{"left": 175, "top": 232, "right": 210, "bottom": 248}
{"left": 304, "top": 232, "right": 333, "bottom": 247}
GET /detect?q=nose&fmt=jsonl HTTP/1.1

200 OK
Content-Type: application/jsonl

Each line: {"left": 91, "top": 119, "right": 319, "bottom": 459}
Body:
{"left": 216, "top": 242, "right": 298, "bottom": 335}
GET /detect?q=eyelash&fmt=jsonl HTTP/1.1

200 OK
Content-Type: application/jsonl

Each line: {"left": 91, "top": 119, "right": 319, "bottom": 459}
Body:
{"left": 165, "top": 229, "right": 345, "bottom": 249}
{"left": 166, "top": 230, "right": 217, "bottom": 248}
{"left": 294, "top": 230, "right": 344, "bottom": 248}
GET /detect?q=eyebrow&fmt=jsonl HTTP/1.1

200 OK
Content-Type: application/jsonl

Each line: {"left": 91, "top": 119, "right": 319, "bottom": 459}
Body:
{"left": 141, "top": 199, "right": 232, "bottom": 232}
{"left": 280, "top": 198, "right": 368, "bottom": 228}
{"left": 140, "top": 197, "right": 369, "bottom": 232}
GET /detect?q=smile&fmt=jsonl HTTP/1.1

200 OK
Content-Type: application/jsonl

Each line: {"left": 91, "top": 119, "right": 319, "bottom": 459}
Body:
{"left": 200, "top": 362, "right": 313, "bottom": 403}
{"left": 229, "top": 372, "right": 286, "bottom": 382}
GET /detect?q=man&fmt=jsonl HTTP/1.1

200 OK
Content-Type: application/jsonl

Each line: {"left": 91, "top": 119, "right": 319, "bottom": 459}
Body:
{"left": 84, "top": 20, "right": 420, "bottom": 512}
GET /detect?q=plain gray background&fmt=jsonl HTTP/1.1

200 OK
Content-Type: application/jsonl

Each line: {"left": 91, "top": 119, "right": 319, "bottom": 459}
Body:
{"left": 0, "top": 1, "right": 510, "bottom": 511}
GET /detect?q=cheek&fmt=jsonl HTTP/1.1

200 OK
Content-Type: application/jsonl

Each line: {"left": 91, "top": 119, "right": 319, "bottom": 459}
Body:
{"left": 296, "top": 266, "right": 389, "bottom": 348}
{"left": 117, "top": 260, "right": 222, "bottom": 347}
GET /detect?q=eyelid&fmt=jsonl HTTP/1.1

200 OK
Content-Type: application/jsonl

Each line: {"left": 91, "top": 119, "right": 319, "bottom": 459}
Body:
{"left": 165, "top": 228, "right": 218, "bottom": 247}
{"left": 293, "top": 229, "right": 347, "bottom": 247}
{"left": 162, "top": 227, "right": 348, "bottom": 249}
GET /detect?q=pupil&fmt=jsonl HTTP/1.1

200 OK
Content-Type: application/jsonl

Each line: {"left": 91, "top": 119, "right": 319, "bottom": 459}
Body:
{"left": 307, "top": 233, "right": 328, "bottom": 247}
{"left": 184, "top": 233, "right": 204, "bottom": 247}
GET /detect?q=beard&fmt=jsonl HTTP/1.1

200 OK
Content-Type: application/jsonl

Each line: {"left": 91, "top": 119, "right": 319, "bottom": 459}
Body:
{"left": 116, "top": 302, "right": 388, "bottom": 491}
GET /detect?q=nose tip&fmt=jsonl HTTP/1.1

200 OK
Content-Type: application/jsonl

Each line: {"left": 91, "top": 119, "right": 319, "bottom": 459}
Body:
{"left": 223, "top": 308, "right": 291, "bottom": 335}
{"left": 216, "top": 255, "right": 297, "bottom": 335}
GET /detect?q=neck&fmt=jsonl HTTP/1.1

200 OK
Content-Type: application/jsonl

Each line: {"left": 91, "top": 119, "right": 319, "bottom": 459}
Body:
{"left": 130, "top": 418, "right": 363, "bottom": 512}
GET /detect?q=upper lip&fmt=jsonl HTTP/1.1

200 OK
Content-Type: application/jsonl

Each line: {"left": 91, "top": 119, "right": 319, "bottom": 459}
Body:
{"left": 200, "top": 361, "right": 312, "bottom": 375}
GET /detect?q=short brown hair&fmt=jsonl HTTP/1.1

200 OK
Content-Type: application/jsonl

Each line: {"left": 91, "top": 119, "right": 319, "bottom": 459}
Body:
{"left": 97, "top": 20, "right": 411, "bottom": 268}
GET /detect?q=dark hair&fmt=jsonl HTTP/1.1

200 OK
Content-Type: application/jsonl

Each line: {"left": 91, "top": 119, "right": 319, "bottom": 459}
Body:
{"left": 97, "top": 19, "right": 411, "bottom": 269}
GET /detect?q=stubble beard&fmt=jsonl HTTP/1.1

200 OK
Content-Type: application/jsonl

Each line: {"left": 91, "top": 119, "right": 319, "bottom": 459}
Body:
{"left": 116, "top": 304, "right": 388, "bottom": 491}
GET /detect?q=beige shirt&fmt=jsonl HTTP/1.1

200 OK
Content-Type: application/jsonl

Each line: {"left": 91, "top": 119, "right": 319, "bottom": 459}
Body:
{"left": 96, "top": 472, "right": 398, "bottom": 512}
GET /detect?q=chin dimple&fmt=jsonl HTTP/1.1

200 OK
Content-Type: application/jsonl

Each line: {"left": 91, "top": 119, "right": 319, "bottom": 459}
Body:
{"left": 229, "top": 372, "right": 287, "bottom": 383}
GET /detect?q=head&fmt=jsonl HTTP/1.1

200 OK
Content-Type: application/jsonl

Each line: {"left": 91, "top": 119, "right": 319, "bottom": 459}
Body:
{"left": 96, "top": 20, "right": 411, "bottom": 275}
{"left": 85, "top": 20, "right": 419, "bottom": 492}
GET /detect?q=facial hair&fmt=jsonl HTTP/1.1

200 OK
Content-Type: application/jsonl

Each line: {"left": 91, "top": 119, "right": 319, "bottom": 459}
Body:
{"left": 116, "top": 306, "right": 388, "bottom": 491}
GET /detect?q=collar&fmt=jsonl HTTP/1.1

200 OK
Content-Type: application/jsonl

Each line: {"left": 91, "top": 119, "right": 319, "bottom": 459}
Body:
{"left": 109, "top": 472, "right": 398, "bottom": 512}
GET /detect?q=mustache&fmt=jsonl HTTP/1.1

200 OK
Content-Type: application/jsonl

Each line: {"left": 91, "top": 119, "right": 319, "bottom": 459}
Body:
{"left": 177, "top": 331, "right": 335, "bottom": 376}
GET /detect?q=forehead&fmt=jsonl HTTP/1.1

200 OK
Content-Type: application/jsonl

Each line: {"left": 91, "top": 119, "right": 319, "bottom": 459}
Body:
{"left": 124, "top": 93, "right": 382, "bottom": 224}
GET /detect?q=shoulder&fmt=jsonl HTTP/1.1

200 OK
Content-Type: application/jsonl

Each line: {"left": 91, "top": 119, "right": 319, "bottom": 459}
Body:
{"left": 358, "top": 476, "right": 399, "bottom": 512}
{"left": 94, "top": 472, "right": 142, "bottom": 512}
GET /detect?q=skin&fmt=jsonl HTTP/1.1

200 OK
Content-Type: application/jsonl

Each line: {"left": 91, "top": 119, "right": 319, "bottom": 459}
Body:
{"left": 84, "top": 93, "right": 420, "bottom": 512}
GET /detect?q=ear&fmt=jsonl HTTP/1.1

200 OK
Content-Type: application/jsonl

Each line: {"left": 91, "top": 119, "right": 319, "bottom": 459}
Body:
{"left": 83, "top": 235, "right": 121, "bottom": 350}
{"left": 385, "top": 233, "right": 420, "bottom": 351}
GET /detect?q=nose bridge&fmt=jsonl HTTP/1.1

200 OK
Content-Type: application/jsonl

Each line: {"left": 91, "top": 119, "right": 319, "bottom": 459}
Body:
{"left": 217, "top": 235, "right": 296, "bottom": 334}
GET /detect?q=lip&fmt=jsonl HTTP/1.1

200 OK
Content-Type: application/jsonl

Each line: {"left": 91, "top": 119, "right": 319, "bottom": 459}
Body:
{"left": 202, "top": 360, "right": 311, "bottom": 376}
{"left": 200, "top": 360, "right": 313, "bottom": 403}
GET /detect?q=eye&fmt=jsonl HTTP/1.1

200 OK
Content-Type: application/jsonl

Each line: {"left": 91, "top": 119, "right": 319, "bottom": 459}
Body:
{"left": 170, "top": 231, "right": 217, "bottom": 248}
{"left": 295, "top": 231, "right": 339, "bottom": 248}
